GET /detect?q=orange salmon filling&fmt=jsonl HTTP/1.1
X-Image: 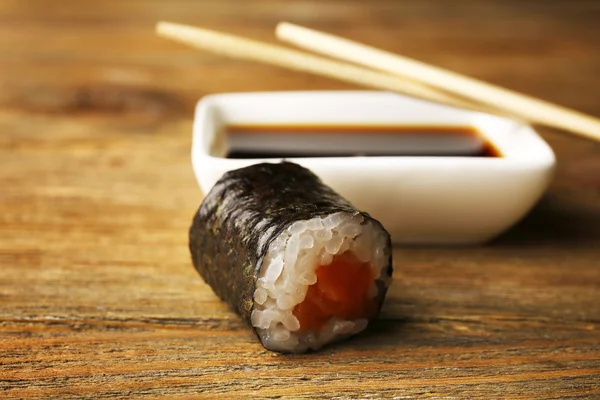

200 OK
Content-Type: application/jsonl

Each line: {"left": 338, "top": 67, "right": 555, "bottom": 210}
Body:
{"left": 293, "top": 252, "right": 378, "bottom": 332}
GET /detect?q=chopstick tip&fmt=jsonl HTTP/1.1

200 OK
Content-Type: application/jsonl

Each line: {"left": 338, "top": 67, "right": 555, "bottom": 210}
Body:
{"left": 275, "top": 21, "right": 296, "bottom": 36}
{"left": 155, "top": 21, "right": 169, "bottom": 35}
{"left": 156, "top": 21, "right": 186, "bottom": 37}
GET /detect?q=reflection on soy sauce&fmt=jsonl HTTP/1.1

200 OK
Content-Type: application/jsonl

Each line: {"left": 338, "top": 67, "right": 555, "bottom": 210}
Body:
{"left": 224, "top": 124, "right": 502, "bottom": 158}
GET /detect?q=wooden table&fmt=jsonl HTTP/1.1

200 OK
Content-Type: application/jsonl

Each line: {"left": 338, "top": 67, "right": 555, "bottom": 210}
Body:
{"left": 1, "top": 1, "right": 599, "bottom": 398}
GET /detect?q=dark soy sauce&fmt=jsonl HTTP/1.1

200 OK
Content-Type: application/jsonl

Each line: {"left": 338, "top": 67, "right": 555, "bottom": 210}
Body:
{"left": 223, "top": 124, "right": 502, "bottom": 158}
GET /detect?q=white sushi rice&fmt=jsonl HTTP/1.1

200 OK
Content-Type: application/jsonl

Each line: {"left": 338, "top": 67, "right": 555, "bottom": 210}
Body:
{"left": 250, "top": 212, "right": 392, "bottom": 353}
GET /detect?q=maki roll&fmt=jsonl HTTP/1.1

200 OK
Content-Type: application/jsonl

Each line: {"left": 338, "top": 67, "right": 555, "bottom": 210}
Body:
{"left": 189, "top": 162, "right": 392, "bottom": 353}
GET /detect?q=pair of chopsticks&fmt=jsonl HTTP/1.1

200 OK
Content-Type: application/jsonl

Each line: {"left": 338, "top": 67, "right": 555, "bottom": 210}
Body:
{"left": 156, "top": 21, "right": 600, "bottom": 143}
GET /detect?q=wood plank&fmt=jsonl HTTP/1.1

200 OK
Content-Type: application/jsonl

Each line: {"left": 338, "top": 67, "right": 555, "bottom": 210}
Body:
{"left": 1, "top": 0, "right": 599, "bottom": 398}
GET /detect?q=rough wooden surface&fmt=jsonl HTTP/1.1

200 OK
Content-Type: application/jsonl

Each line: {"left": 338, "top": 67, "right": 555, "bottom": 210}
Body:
{"left": 1, "top": 0, "right": 599, "bottom": 398}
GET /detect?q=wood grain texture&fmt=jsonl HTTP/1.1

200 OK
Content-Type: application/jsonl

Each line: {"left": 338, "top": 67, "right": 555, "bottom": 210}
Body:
{"left": 1, "top": 0, "right": 599, "bottom": 398}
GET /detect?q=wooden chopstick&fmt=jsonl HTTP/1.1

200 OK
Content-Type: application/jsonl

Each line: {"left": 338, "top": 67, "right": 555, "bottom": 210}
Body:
{"left": 276, "top": 22, "right": 600, "bottom": 142}
{"left": 155, "top": 22, "right": 493, "bottom": 113}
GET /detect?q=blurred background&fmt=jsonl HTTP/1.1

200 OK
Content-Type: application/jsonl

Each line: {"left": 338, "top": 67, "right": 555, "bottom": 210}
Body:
{"left": 2, "top": 0, "right": 598, "bottom": 120}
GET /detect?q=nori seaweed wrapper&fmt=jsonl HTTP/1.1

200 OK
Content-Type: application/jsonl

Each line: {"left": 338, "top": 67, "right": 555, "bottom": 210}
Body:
{"left": 189, "top": 161, "right": 392, "bottom": 329}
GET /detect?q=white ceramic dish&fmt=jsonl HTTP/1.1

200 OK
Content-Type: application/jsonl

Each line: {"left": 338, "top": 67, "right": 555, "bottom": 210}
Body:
{"left": 192, "top": 91, "right": 555, "bottom": 244}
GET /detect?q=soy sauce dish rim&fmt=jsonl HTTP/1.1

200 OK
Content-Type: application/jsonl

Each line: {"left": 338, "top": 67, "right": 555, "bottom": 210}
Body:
{"left": 193, "top": 90, "right": 555, "bottom": 167}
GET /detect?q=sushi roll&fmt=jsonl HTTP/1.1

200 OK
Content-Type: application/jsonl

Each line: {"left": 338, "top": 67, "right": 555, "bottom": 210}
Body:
{"left": 189, "top": 162, "right": 392, "bottom": 353}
